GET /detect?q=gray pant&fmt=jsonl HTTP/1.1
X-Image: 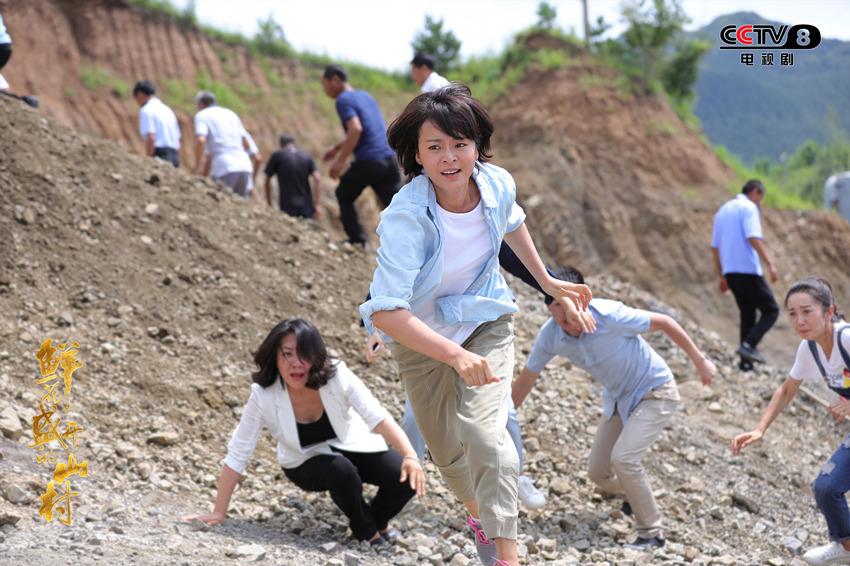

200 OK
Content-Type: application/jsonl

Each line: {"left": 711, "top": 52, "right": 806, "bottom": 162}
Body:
{"left": 214, "top": 171, "right": 251, "bottom": 198}
{"left": 390, "top": 315, "right": 520, "bottom": 540}
{"left": 587, "top": 382, "right": 680, "bottom": 539}
{"left": 402, "top": 396, "right": 525, "bottom": 470}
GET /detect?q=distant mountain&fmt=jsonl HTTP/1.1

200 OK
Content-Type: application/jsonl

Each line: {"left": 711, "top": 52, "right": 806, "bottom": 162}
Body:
{"left": 690, "top": 11, "right": 850, "bottom": 163}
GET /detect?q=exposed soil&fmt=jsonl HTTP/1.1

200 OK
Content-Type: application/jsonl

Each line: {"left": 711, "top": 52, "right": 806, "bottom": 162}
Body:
{"left": 1, "top": 3, "right": 850, "bottom": 565}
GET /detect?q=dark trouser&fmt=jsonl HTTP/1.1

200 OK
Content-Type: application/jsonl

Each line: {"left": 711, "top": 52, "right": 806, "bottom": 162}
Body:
{"left": 335, "top": 158, "right": 400, "bottom": 244}
{"left": 153, "top": 147, "right": 180, "bottom": 168}
{"left": 283, "top": 448, "right": 415, "bottom": 541}
{"left": 0, "top": 43, "right": 11, "bottom": 72}
{"left": 725, "top": 273, "right": 779, "bottom": 349}
{"left": 813, "top": 434, "right": 850, "bottom": 542}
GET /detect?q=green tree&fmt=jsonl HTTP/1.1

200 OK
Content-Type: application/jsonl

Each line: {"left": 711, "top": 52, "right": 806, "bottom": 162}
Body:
{"left": 536, "top": 2, "right": 557, "bottom": 29}
{"left": 588, "top": 16, "right": 612, "bottom": 44}
{"left": 411, "top": 15, "right": 462, "bottom": 73}
{"left": 620, "top": 0, "right": 688, "bottom": 87}
{"left": 661, "top": 37, "right": 709, "bottom": 101}
{"left": 253, "top": 13, "right": 292, "bottom": 58}
{"left": 178, "top": 0, "right": 198, "bottom": 27}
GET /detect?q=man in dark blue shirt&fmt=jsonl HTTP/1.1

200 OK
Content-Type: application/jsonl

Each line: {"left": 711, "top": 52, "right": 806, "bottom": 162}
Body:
{"left": 321, "top": 65, "right": 401, "bottom": 245}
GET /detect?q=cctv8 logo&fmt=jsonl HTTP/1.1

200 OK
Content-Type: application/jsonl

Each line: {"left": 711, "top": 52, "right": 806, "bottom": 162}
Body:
{"left": 784, "top": 25, "right": 821, "bottom": 49}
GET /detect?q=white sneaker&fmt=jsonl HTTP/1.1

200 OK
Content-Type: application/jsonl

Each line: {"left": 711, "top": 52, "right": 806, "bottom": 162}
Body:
{"left": 517, "top": 475, "right": 547, "bottom": 509}
{"left": 803, "top": 542, "right": 850, "bottom": 565}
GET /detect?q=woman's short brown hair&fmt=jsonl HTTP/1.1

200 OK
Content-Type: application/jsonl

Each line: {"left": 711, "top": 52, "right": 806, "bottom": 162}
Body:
{"left": 252, "top": 318, "right": 335, "bottom": 389}
{"left": 387, "top": 83, "right": 494, "bottom": 178}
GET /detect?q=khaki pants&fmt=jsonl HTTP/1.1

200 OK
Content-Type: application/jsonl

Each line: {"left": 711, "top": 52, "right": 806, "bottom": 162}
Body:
{"left": 390, "top": 315, "right": 519, "bottom": 539}
{"left": 587, "top": 381, "right": 680, "bottom": 538}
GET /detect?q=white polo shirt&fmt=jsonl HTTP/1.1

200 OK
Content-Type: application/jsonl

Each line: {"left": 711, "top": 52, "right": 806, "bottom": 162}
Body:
{"left": 711, "top": 194, "right": 763, "bottom": 276}
{"left": 194, "top": 105, "right": 252, "bottom": 178}
{"left": 421, "top": 71, "right": 449, "bottom": 93}
{"left": 139, "top": 96, "right": 181, "bottom": 150}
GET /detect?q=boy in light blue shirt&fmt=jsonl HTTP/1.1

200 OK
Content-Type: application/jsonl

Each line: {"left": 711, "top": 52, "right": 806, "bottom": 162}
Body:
{"left": 513, "top": 266, "right": 715, "bottom": 551}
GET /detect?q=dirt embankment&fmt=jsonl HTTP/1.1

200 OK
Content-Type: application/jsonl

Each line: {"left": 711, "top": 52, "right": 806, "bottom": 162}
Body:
{"left": 494, "top": 60, "right": 850, "bottom": 359}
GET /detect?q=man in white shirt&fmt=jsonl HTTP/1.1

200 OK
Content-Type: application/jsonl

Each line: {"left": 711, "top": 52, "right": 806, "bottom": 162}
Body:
{"left": 410, "top": 53, "right": 449, "bottom": 93}
{"left": 132, "top": 80, "right": 181, "bottom": 168}
{"left": 825, "top": 172, "right": 850, "bottom": 225}
{"left": 710, "top": 179, "right": 779, "bottom": 370}
{"left": 193, "top": 90, "right": 253, "bottom": 197}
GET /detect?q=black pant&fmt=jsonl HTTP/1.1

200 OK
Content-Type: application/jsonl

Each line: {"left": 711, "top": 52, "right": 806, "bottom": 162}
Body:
{"left": 335, "top": 158, "right": 400, "bottom": 244}
{"left": 725, "top": 273, "right": 779, "bottom": 349}
{"left": 0, "top": 43, "right": 11, "bottom": 73}
{"left": 153, "top": 147, "right": 180, "bottom": 168}
{"left": 283, "top": 448, "right": 415, "bottom": 541}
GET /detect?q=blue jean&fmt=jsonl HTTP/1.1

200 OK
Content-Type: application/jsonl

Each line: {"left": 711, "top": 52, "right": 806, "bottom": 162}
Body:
{"left": 813, "top": 434, "right": 850, "bottom": 542}
{"left": 401, "top": 396, "right": 525, "bottom": 471}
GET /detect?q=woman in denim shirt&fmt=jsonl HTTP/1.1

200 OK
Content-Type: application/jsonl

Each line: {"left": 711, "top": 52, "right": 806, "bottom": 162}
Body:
{"left": 359, "top": 84, "right": 591, "bottom": 566}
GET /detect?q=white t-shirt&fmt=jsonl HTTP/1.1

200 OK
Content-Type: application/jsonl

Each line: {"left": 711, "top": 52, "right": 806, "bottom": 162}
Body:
{"left": 139, "top": 96, "right": 181, "bottom": 150}
{"left": 790, "top": 322, "right": 850, "bottom": 389}
{"left": 0, "top": 74, "right": 8, "bottom": 91}
{"left": 194, "top": 105, "right": 252, "bottom": 178}
{"left": 421, "top": 71, "right": 450, "bottom": 93}
{"left": 418, "top": 199, "right": 491, "bottom": 344}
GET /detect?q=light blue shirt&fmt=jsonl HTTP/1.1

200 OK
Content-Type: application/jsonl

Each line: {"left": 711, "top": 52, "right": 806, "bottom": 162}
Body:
{"left": 526, "top": 299, "right": 673, "bottom": 423}
{"left": 139, "top": 97, "right": 181, "bottom": 150}
{"left": 360, "top": 162, "right": 526, "bottom": 337}
{"left": 711, "top": 194, "right": 763, "bottom": 275}
{"left": 0, "top": 15, "right": 10, "bottom": 45}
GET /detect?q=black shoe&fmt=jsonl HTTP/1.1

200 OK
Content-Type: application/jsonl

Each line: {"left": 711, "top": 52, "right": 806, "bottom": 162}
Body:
{"left": 621, "top": 501, "right": 633, "bottom": 517}
{"left": 624, "top": 535, "right": 665, "bottom": 550}
{"left": 737, "top": 342, "right": 766, "bottom": 364}
{"left": 738, "top": 358, "right": 754, "bottom": 372}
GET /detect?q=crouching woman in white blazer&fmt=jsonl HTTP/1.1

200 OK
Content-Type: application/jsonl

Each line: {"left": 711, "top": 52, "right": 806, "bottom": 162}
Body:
{"left": 185, "top": 318, "right": 424, "bottom": 545}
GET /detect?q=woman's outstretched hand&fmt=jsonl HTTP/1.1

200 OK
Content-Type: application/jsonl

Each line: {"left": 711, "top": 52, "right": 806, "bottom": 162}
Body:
{"left": 829, "top": 398, "right": 850, "bottom": 422}
{"left": 731, "top": 429, "right": 763, "bottom": 455}
{"left": 182, "top": 511, "right": 226, "bottom": 526}
{"left": 696, "top": 357, "right": 717, "bottom": 386}
{"left": 543, "top": 277, "right": 593, "bottom": 311}
{"left": 557, "top": 297, "right": 596, "bottom": 334}
{"left": 399, "top": 457, "right": 426, "bottom": 496}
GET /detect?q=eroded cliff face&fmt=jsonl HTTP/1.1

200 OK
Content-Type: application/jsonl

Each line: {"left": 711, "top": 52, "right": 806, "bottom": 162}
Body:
{"left": 2, "top": 0, "right": 408, "bottom": 164}
{"left": 493, "top": 60, "right": 850, "bottom": 357}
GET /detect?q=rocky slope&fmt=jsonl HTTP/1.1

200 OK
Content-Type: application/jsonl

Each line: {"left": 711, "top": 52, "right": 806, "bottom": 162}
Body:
{"left": 0, "top": 87, "right": 846, "bottom": 566}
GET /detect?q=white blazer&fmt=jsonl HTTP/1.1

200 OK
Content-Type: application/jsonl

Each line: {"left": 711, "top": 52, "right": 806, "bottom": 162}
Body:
{"left": 223, "top": 361, "right": 390, "bottom": 471}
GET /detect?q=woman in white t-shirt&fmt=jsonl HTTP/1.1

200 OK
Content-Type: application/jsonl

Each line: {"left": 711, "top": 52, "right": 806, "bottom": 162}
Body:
{"left": 732, "top": 277, "right": 850, "bottom": 566}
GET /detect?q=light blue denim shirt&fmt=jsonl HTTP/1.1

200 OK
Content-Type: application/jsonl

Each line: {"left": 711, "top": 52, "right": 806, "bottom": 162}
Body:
{"left": 360, "top": 162, "right": 526, "bottom": 337}
{"left": 526, "top": 299, "right": 673, "bottom": 424}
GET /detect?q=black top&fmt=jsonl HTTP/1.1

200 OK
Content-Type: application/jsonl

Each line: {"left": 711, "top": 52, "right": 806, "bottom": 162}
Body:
{"left": 296, "top": 410, "right": 337, "bottom": 447}
{"left": 264, "top": 147, "right": 317, "bottom": 216}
